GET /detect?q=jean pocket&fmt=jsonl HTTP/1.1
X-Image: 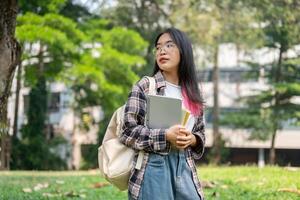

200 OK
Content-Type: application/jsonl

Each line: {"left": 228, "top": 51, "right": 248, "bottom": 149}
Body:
{"left": 147, "top": 153, "right": 165, "bottom": 167}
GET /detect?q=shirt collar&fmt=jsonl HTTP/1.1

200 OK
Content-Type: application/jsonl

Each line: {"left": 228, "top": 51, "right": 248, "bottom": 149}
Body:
{"left": 153, "top": 70, "right": 166, "bottom": 89}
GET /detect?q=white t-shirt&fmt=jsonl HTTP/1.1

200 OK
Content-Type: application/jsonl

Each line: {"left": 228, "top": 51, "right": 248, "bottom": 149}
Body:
{"left": 164, "top": 81, "right": 195, "bottom": 132}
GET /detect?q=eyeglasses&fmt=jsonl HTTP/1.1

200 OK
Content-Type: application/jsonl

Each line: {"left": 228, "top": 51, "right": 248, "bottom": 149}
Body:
{"left": 153, "top": 42, "right": 177, "bottom": 55}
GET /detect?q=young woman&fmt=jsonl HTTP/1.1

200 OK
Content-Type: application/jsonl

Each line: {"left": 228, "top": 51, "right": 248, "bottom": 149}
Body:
{"left": 120, "top": 28, "right": 205, "bottom": 200}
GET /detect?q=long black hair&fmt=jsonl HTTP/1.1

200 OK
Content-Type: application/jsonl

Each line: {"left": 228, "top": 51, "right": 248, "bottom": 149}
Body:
{"left": 152, "top": 27, "right": 204, "bottom": 115}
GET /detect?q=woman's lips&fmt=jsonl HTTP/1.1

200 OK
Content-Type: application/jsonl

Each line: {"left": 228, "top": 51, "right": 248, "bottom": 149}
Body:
{"left": 159, "top": 57, "right": 169, "bottom": 63}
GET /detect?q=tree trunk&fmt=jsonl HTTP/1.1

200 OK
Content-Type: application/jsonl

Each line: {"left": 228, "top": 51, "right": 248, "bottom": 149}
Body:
{"left": 269, "top": 128, "right": 277, "bottom": 165}
{"left": 71, "top": 110, "right": 77, "bottom": 170}
{"left": 0, "top": 0, "right": 21, "bottom": 170}
{"left": 236, "top": 44, "right": 241, "bottom": 66}
{"left": 212, "top": 45, "right": 221, "bottom": 164}
{"left": 12, "top": 62, "right": 22, "bottom": 139}
{"left": 269, "top": 46, "right": 284, "bottom": 165}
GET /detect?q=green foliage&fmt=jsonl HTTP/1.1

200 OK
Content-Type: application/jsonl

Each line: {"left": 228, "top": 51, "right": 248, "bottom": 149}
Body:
{"left": 247, "top": 0, "right": 300, "bottom": 51}
{"left": 78, "top": 18, "right": 112, "bottom": 42}
{"left": 12, "top": 78, "right": 66, "bottom": 170}
{"left": 100, "top": 0, "right": 169, "bottom": 76}
{"left": 223, "top": 56, "right": 300, "bottom": 141}
{"left": 207, "top": 142, "right": 230, "bottom": 164}
{"left": 13, "top": 8, "right": 85, "bottom": 170}
{"left": 60, "top": 25, "right": 147, "bottom": 146}
{"left": 19, "top": 0, "right": 67, "bottom": 14}
{"left": 98, "top": 46, "right": 145, "bottom": 86}
{"left": 101, "top": 27, "right": 148, "bottom": 56}
{"left": 16, "top": 12, "right": 85, "bottom": 86}
{"left": 14, "top": 0, "right": 148, "bottom": 169}
{"left": 59, "top": 0, "right": 93, "bottom": 22}
{"left": 171, "top": 0, "right": 265, "bottom": 164}
{"left": 170, "top": 0, "right": 263, "bottom": 50}
{"left": 221, "top": 1, "right": 300, "bottom": 147}
{"left": 11, "top": 137, "right": 67, "bottom": 170}
{"left": 23, "top": 78, "right": 47, "bottom": 137}
{"left": 222, "top": 108, "right": 274, "bottom": 140}
{"left": 80, "top": 144, "right": 98, "bottom": 170}
{"left": 17, "top": 12, "right": 84, "bottom": 49}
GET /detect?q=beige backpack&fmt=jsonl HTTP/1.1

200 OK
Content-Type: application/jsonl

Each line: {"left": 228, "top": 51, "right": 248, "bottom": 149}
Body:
{"left": 98, "top": 76, "right": 156, "bottom": 190}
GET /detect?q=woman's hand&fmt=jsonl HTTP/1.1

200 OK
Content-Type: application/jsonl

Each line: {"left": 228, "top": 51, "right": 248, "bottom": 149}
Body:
{"left": 165, "top": 125, "right": 184, "bottom": 147}
{"left": 176, "top": 128, "right": 197, "bottom": 149}
{"left": 165, "top": 125, "right": 197, "bottom": 149}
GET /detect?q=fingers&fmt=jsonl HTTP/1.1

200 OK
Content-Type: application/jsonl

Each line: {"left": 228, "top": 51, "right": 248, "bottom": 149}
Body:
{"left": 176, "top": 143, "right": 190, "bottom": 149}
{"left": 177, "top": 135, "right": 191, "bottom": 141}
{"left": 179, "top": 128, "right": 191, "bottom": 136}
{"left": 174, "top": 124, "right": 185, "bottom": 130}
{"left": 167, "top": 125, "right": 193, "bottom": 149}
{"left": 176, "top": 135, "right": 192, "bottom": 149}
{"left": 172, "top": 125, "right": 186, "bottom": 135}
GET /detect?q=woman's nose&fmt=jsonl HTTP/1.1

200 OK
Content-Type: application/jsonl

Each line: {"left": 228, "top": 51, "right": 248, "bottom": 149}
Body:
{"left": 158, "top": 47, "right": 167, "bottom": 55}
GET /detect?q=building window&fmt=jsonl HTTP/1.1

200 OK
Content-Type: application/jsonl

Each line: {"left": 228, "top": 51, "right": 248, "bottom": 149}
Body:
{"left": 204, "top": 107, "right": 243, "bottom": 125}
{"left": 197, "top": 70, "right": 212, "bottom": 82}
{"left": 45, "top": 124, "right": 55, "bottom": 140}
{"left": 24, "top": 93, "right": 61, "bottom": 114}
{"left": 49, "top": 92, "right": 60, "bottom": 112}
{"left": 197, "top": 68, "right": 258, "bottom": 83}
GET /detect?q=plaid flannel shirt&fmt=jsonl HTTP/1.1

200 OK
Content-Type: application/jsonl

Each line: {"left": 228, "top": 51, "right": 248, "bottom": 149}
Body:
{"left": 120, "top": 70, "right": 206, "bottom": 200}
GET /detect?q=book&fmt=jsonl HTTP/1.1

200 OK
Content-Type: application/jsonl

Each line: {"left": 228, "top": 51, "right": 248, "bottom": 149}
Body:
{"left": 146, "top": 94, "right": 182, "bottom": 129}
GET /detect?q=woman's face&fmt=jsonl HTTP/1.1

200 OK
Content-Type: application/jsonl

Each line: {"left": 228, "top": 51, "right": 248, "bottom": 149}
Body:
{"left": 155, "top": 33, "right": 180, "bottom": 73}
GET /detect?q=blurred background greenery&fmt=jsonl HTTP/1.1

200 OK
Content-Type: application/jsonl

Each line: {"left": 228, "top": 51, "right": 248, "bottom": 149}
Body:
{"left": 0, "top": 0, "right": 299, "bottom": 171}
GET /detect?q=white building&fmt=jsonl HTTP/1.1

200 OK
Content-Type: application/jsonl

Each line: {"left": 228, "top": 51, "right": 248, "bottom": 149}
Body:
{"left": 197, "top": 44, "right": 300, "bottom": 166}
{"left": 7, "top": 80, "right": 101, "bottom": 170}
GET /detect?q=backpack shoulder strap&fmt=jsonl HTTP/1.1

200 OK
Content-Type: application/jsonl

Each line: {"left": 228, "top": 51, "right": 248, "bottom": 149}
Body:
{"left": 135, "top": 76, "right": 155, "bottom": 170}
{"left": 144, "top": 76, "right": 156, "bottom": 95}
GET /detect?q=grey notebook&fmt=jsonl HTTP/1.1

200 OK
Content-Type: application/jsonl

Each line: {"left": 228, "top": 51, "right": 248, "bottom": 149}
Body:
{"left": 146, "top": 94, "right": 182, "bottom": 129}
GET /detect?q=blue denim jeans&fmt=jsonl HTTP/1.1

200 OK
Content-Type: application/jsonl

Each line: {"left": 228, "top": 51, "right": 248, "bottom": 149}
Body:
{"left": 129, "top": 150, "right": 201, "bottom": 200}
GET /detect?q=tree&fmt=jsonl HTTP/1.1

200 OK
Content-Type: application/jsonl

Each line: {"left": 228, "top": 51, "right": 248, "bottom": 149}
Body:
{"left": 59, "top": 0, "right": 92, "bottom": 22}
{"left": 18, "top": 0, "right": 66, "bottom": 15}
{"left": 12, "top": 1, "right": 148, "bottom": 169}
{"left": 9, "top": 0, "right": 96, "bottom": 169}
{"left": 251, "top": 1, "right": 300, "bottom": 164}
{"left": 11, "top": 12, "right": 85, "bottom": 169}
{"left": 74, "top": 20, "right": 148, "bottom": 121}
{"left": 224, "top": 0, "right": 300, "bottom": 165}
{"left": 60, "top": 24, "right": 148, "bottom": 168}
{"left": 0, "top": 0, "right": 21, "bottom": 170}
{"left": 169, "top": 0, "right": 261, "bottom": 164}
{"left": 100, "top": 0, "right": 172, "bottom": 76}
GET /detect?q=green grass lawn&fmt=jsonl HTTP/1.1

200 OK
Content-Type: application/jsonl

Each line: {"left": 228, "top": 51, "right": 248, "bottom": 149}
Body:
{"left": 0, "top": 166, "right": 299, "bottom": 200}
